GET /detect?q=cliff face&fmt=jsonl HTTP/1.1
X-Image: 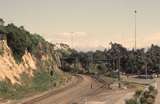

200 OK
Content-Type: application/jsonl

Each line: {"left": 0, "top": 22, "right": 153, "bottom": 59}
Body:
{"left": 0, "top": 39, "right": 63, "bottom": 84}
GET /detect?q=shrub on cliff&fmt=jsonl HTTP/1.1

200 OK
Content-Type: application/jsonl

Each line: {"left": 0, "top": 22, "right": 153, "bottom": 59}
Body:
{"left": 0, "top": 23, "right": 45, "bottom": 63}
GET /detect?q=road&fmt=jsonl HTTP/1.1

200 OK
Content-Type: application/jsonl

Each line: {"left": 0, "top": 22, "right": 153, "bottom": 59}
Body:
{"left": 20, "top": 75, "right": 101, "bottom": 104}
{"left": 18, "top": 75, "right": 134, "bottom": 104}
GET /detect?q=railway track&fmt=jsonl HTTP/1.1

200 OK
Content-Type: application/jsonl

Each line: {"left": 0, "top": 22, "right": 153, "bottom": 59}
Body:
{"left": 21, "top": 75, "right": 83, "bottom": 104}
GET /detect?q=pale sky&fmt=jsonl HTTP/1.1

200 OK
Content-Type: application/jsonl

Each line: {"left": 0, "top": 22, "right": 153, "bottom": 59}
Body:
{"left": 0, "top": 0, "right": 160, "bottom": 51}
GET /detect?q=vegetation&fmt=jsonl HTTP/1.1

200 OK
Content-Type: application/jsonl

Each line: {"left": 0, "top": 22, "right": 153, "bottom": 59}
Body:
{"left": 0, "top": 69, "right": 62, "bottom": 99}
{"left": 125, "top": 86, "right": 157, "bottom": 104}
{"left": 0, "top": 18, "right": 159, "bottom": 100}
{"left": 0, "top": 21, "right": 45, "bottom": 63}
{"left": 1, "top": 18, "right": 160, "bottom": 75}
{"left": 0, "top": 18, "right": 4, "bottom": 26}
{"left": 0, "top": 19, "right": 69, "bottom": 99}
{"left": 0, "top": 47, "right": 4, "bottom": 55}
{"left": 61, "top": 42, "right": 160, "bottom": 76}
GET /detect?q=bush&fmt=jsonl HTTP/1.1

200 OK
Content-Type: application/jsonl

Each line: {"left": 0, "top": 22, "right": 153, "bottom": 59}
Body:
{"left": 126, "top": 86, "right": 157, "bottom": 104}
{"left": 0, "top": 26, "right": 7, "bottom": 34}
{"left": 134, "top": 89, "right": 143, "bottom": 98}
{"left": 0, "top": 69, "right": 62, "bottom": 99}
{"left": 0, "top": 23, "right": 46, "bottom": 63}
{"left": 125, "top": 99, "right": 138, "bottom": 104}
{"left": 0, "top": 47, "right": 4, "bottom": 55}
{"left": 31, "top": 70, "right": 51, "bottom": 91}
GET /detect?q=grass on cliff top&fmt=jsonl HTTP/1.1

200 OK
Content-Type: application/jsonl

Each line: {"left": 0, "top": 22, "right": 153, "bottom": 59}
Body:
{"left": 0, "top": 69, "right": 69, "bottom": 100}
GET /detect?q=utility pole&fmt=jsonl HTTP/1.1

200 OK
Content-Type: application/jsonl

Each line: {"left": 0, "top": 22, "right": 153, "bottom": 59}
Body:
{"left": 145, "top": 53, "right": 148, "bottom": 79}
{"left": 118, "top": 57, "right": 121, "bottom": 88}
{"left": 144, "top": 54, "right": 148, "bottom": 80}
{"left": 71, "top": 32, "right": 74, "bottom": 48}
{"left": 145, "top": 63, "right": 148, "bottom": 79}
{"left": 117, "top": 49, "right": 121, "bottom": 88}
{"left": 134, "top": 10, "right": 137, "bottom": 50}
{"left": 133, "top": 10, "right": 137, "bottom": 75}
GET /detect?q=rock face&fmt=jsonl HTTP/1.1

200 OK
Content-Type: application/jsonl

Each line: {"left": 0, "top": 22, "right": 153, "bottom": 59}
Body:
{"left": 0, "top": 39, "right": 63, "bottom": 84}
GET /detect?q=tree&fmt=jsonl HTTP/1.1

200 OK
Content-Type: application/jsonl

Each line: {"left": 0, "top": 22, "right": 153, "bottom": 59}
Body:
{"left": 0, "top": 18, "right": 4, "bottom": 26}
{"left": 146, "top": 44, "right": 160, "bottom": 74}
{"left": 4, "top": 23, "right": 45, "bottom": 63}
{"left": 105, "top": 42, "right": 128, "bottom": 71}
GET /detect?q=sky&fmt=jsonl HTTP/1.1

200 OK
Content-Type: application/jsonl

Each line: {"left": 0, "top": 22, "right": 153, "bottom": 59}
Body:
{"left": 0, "top": 0, "right": 160, "bottom": 51}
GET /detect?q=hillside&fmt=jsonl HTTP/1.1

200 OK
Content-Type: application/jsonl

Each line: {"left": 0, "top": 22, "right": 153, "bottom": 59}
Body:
{"left": 0, "top": 40, "right": 37, "bottom": 84}
{"left": 0, "top": 21, "right": 71, "bottom": 99}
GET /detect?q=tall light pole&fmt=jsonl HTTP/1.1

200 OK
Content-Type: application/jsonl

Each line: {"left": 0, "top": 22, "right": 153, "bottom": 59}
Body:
{"left": 133, "top": 10, "right": 137, "bottom": 75}
{"left": 134, "top": 10, "right": 137, "bottom": 50}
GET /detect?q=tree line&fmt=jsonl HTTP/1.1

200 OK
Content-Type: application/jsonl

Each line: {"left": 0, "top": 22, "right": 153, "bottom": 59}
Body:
{"left": 0, "top": 18, "right": 46, "bottom": 63}
{"left": 1, "top": 18, "right": 160, "bottom": 75}
{"left": 62, "top": 43, "right": 160, "bottom": 75}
